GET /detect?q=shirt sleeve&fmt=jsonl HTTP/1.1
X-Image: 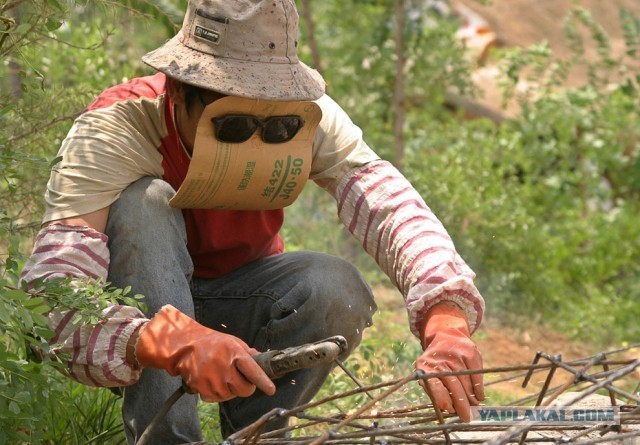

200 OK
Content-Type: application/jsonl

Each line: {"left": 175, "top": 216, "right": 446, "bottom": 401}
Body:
{"left": 309, "top": 95, "right": 381, "bottom": 190}
{"left": 20, "top": 224, "right": 149, "bottom": 387}
{"left": 311, "top": 96, "right": 485, "bottom": 335}
{"left": 43, "top": 97, "right": 166, "bottom": 223}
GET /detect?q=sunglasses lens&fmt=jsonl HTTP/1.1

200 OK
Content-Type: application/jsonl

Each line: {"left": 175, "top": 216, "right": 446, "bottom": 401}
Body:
{"left": 213, "top": 116, "right": 259, "bottom": 143}
{"left": 263, "top": 117, "right": 304, "bottom": 143}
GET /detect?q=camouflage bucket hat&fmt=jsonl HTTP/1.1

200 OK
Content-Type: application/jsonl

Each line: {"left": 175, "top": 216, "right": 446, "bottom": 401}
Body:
{"left": 142, "top": 0, "right": 326, "bottom": 101}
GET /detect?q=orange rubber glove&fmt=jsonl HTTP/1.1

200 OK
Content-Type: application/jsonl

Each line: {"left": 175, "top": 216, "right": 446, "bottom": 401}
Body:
{"left": 416, "top": 302, "right": 484, "bottom": 422}
{"left": 135, "top": 304, "right": 276, "bottom": 402}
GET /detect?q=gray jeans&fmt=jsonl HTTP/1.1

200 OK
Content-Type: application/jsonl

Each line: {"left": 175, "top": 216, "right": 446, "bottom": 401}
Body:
{"left": 105, "top": 177, "right": 377, "bottom": 445}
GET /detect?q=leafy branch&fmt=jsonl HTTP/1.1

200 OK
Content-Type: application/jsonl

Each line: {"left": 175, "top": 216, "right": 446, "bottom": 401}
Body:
{"left": 7, "top": 111, "right": 82, "bottom": 145}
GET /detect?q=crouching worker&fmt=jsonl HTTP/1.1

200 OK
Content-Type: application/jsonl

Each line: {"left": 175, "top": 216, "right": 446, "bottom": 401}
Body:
{"left": 21, "top": 0, "right": 486, "bottom": 443}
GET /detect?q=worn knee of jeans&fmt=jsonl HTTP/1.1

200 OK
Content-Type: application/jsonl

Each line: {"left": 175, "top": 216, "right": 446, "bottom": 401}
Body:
{"left": 314, "top": 259, "right": 377, "bottom": 357}
{"left": 105, "top": 176, "right": 194, "bottom": 317}
{"left": 270, "top": 253, "right": 378, "bottom": 358}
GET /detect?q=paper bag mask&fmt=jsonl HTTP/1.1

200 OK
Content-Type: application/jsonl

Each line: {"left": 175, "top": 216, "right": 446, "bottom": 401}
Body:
{"left": 169, "top": 96, "right": 322, "bottom": 210}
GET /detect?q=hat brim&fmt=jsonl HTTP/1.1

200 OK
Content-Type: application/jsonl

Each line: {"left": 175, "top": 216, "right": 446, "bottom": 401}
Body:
{"left": 142, "top": 34, "right": 326, "bottom": 101}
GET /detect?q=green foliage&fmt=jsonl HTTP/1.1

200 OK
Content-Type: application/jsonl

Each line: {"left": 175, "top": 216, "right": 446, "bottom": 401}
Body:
{"left": 1, "top": 1, "right": 179, "bottom": 442}
{"left": 198, "top": 401, "right": 223, "bottom": 444}
{"left": 0, "top": 258, "right": 144, "bottom": 443}
{"left": 42, "top": 381, "right": 126, "bottom": 445}
{"left": 402, "top": 8, "right": 640, "bottom": 344}
{"left": 296, "top": 0, "right": 474, "bottom": 159}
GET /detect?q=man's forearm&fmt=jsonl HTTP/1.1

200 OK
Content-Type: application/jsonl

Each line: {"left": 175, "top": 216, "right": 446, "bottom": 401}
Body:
{"left": 334, "top": 160, "right": 485, "bottom": 335}
{"left": 21, "top": 224, "right": 148, "bottom": 387}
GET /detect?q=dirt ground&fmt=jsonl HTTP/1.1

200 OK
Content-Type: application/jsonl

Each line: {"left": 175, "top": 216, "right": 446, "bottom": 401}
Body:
{"left": 455, "top": 0, "right": 640, "bottom": 59}
{"left": 449, "top": 0, "right": 640, "bottom": 118}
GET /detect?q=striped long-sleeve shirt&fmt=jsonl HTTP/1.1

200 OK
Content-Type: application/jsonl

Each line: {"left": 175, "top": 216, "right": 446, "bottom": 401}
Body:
{"left": 335, "top": 160, "right": 483, "bottom": 335}
{"left": 22, "top": 73, "right": 484, "bottom": 387}
{"left": 21, "top": 225, "right": 148, "bottom": 386}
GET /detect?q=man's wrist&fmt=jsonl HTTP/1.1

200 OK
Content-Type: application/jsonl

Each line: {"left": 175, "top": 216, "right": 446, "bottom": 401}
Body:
{"left": 431, "top": 300, "right": 465, "bottom": 314}
{"left": 126, "top": 322, "right": 147, "bottom": 369}
{"left": 419, "top": 302, "right": 471, "bottom": 349}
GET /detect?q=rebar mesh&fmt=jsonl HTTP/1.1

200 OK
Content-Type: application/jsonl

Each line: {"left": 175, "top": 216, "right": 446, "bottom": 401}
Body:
{"left": 221, "top": 343, "right": 639, "bottom": 445}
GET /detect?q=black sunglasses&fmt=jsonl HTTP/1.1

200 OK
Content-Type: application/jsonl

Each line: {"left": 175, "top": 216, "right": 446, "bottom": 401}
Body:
{"left": 211, "top": 114, "right": 305, "bottom": 144}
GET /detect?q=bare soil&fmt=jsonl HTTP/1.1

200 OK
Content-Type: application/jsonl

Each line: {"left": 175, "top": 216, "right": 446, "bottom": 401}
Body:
{"left": 450, "top": 0, "right": 640, "bottom": 118}
{"left": 455, "top": 0, "right": 640, "bottom": 61}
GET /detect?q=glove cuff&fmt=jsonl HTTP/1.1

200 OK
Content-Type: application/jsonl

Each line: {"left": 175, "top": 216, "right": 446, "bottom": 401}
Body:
{"left": 418, "top": 302, "right": 471, "bottom": 350}
{"left": 135, "top": 304, "right": 206, "bottom": 372}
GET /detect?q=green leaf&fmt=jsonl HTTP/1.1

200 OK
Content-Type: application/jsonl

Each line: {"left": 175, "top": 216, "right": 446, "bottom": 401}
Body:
{"left": 45, "top": 18, "right": 64, "bottom": 32}
{"left": 4, "top": 257, "right": 18, "bottom": 273}
{"left": 2, "top": 289, "right": 27, "bottom": 301}
{"left": 47, "top": 0, "right": 64, "bottom": 11}
{"left": 0, "top": 308, "right": 10, "bottom": 325}
{"left": 23, "top": 297, "right": 46, "bottom": 308}
{"left": 31, "top": 312, "right": 50, "bottom": 327}
{"left": 49, "top": 155, "right": 63, "bottom": 168}
{"left": 8, "top": 401, "right": 20, "bottom": 415}
{"left": 0, "top": 103, "right": 13, "bottom": 117}
{"left": 15, "top": 391, "right": 31, "bottom": 404}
